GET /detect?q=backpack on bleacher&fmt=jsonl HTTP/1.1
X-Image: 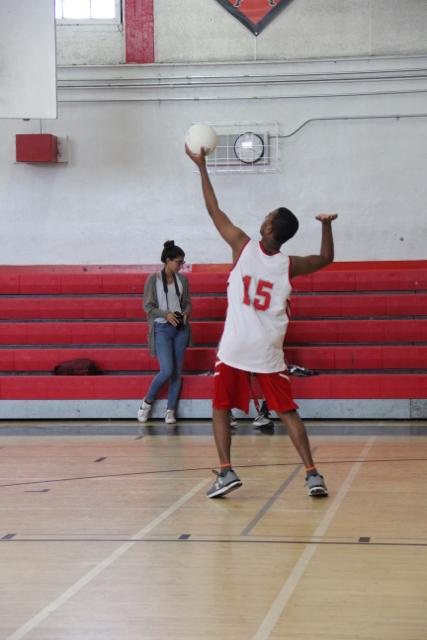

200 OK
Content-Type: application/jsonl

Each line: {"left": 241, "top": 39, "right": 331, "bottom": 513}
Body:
{"left": 53, "top": 358, "right": 99, "bottom": 376}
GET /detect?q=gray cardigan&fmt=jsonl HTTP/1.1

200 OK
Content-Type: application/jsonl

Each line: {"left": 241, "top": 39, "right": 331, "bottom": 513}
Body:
{"left": 143, "top": 272, "right": 192, "bottom": 356}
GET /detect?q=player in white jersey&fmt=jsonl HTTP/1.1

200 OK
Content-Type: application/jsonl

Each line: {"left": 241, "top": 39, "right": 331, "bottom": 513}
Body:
{"left": 186, "top": 145, "right": 338, "bottom": 498}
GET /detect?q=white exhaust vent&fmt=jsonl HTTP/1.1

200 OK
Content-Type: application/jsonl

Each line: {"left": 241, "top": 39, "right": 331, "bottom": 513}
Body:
{"left": 204, "top": 122, "right": 280, "bottom": 174}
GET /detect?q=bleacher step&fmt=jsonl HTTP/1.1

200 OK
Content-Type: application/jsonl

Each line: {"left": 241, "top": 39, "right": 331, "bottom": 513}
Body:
{"left": 0, "top": 261, "right": 426, "bottom": 419}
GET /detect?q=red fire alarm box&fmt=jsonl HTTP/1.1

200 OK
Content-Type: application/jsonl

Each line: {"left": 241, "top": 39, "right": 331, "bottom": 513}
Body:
{"left": 16, "top": 134, "right": 58, "bottom": 163}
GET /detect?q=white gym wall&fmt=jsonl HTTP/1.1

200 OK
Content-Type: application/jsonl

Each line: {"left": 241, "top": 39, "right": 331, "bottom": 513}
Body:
{"left": 0, "top": 0, "right": 56, "bottom": 119}
{"left": 0, "top": 0, "right": 426, "bottom": 264}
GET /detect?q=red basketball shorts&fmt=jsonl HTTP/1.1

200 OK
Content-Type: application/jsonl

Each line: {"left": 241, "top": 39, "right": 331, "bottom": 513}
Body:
{"left": 212, "top": 360, "right": 298, "bottom": 414}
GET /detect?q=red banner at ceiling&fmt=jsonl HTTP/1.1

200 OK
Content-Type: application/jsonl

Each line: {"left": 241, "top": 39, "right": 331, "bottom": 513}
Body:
{"left": 215, "top": 0, "right": 291, "bottom": 36}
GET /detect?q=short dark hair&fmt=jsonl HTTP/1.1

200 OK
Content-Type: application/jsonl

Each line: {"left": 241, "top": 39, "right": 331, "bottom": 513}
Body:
{"left": 271, "top": 208, "right": 299, "bottom": 245}
{"left": 161, "top": 240, "right": 185, "bottom": 263}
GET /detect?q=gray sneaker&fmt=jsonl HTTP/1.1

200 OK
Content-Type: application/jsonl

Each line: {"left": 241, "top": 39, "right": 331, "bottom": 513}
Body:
{"left": 252, "top": 414, "right": 274, "bottom": 428}
{"left": 229, "top": 411, "right": 238, "bottom": 428}
{"left": 206, "top": 468, "right": 242, "bottom": 498}
{"left": 306, "top": 473, "right": 328, "bottom": 497}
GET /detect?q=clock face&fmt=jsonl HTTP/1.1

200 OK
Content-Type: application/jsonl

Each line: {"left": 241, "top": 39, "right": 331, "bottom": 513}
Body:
{"left": 234, "top": 132, "right": 265, "bottom": 164}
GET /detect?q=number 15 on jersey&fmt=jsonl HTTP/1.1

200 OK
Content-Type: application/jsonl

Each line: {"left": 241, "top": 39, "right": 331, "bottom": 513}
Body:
{"left": 242, "top": 276, "right": 273, "bottom": 311}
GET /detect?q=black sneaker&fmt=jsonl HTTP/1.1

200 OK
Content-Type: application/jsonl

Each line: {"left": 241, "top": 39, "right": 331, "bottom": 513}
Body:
{"left": 288, "top": 364, "right": 317, "bottom": 377}
{"left": 206, "top": 468, "right": 242, "bottom": 498}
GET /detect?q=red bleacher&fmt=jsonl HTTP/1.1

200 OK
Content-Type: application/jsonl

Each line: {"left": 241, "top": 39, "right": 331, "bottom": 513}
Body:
{"left": 1, "top": 293, "right": 426, "bottom": 320}
{"left": 0, "top": 262, "right": 426, "bottom": 406}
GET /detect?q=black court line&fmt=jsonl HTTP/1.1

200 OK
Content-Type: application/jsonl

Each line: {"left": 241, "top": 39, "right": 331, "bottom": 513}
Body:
{"left": 241, "top": 463, "right": 305, "bottom": 536}
{"left": 1, "top": 537, "right": 426, "bottom": 548}
{"left": 240, "top": 446, "right": 318, "bottom": 536}
{"left": 0, "top": 457, "right": 426, "bottom": 490}
{"left": 23, "top": 489, "right": 50, "bottom": 493}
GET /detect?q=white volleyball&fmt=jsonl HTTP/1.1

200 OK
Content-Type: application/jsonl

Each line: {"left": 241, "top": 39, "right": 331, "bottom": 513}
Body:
{"left": 185, "top": 124, "right": 218, "bottom": 156}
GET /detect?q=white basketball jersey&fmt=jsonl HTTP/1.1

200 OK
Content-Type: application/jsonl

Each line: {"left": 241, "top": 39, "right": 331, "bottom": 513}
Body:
{"left": 218, "top": 240, "right": 292, "bottom": 373}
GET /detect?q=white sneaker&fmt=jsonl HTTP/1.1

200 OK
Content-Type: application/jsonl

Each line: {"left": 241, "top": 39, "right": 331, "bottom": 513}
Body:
{"left": 165, "top": 409, "right": 176, "bottom": 425}
{"left": 137, "top": 400, "right": 152, "bottom": 423}
{"left": 229, "top": 411, "right": 238, "bottom": 428}
{"left": 252, "top": 414, "right": 275, "bottom": 428}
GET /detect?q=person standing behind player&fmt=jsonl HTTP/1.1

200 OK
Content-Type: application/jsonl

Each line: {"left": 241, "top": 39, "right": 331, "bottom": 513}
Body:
{"left": 186, "top": 145, "right": 337, "bottom": 498}
{"left": 137, "top": 241, "right": 191, "bottom": 425}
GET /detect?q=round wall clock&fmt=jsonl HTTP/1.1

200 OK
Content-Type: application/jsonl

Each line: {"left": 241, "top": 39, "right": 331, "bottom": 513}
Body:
{"left": 233, "top": 132, "right": 265, "bottom": 164}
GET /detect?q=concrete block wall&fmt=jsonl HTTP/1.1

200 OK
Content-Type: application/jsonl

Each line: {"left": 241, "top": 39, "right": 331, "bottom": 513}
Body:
{"left": 56, "top": 1, "right": 427, "bottom": 65}
{"left": 1, "top": 2, "right": 426, "bottom": 265}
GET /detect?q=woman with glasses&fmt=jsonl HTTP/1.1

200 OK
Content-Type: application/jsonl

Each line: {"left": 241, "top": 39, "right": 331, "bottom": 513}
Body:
{"left": 137, "top": 241, "right": 191, "bottom": 425}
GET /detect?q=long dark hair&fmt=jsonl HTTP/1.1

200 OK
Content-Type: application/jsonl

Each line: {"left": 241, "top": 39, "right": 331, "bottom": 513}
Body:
{"left": 160, "top": 240, "right": 185, "bottom": 263}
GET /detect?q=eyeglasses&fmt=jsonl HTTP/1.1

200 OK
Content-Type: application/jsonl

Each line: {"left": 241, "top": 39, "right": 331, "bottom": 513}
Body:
{"left": 174, "top": 259, "right": 185, "bottom": 265}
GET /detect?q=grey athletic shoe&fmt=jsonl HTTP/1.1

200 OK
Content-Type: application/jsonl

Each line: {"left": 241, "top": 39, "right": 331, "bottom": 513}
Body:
{"left": 306, "top": 473, "right": 328, "bottom": 497}
{"left": 252, "top": 414, "right": 275, "bottom": 428}
{"left": 206, "top": 468, "right": 242, "bottom": 498}
{"left": 229, "top": 411, "right": 238, "bottom": 428}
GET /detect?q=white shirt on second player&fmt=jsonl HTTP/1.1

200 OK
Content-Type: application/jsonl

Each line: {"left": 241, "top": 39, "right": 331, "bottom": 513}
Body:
{"left": 217, "top": 239, "right": 292, "bottom": 373}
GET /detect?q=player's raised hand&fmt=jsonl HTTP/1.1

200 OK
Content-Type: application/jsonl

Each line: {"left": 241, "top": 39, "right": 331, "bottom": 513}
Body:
{"left": 185, "top": 144, "right": 207, "bottom": 168}
{"left": 316, "top": 213, "right": 338, "bottom": 223}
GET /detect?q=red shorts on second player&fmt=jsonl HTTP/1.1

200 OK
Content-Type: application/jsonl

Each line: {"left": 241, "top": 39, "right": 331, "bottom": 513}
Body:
{"left": 213, "top": 360, "right": 298, "bottom": 414}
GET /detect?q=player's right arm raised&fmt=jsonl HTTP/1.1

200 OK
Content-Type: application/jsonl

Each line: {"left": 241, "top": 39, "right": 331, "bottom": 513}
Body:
{"left": 185, "top": 145, "right": 249, "bottom": 259}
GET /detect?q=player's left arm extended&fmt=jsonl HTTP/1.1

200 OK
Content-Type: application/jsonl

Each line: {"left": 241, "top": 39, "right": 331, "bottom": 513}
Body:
{"left": 290, "top": 214, "right": 338, "bottom": 278}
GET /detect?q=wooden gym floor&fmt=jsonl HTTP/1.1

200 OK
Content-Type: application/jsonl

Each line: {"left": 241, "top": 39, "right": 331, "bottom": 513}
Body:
{"left": 1, "top": 424, "right": 427, "bottom": 639}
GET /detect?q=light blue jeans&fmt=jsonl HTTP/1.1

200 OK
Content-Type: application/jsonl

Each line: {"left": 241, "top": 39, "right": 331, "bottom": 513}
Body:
{"left": 145, "top": 322, "right": 189, "bottom": 411}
